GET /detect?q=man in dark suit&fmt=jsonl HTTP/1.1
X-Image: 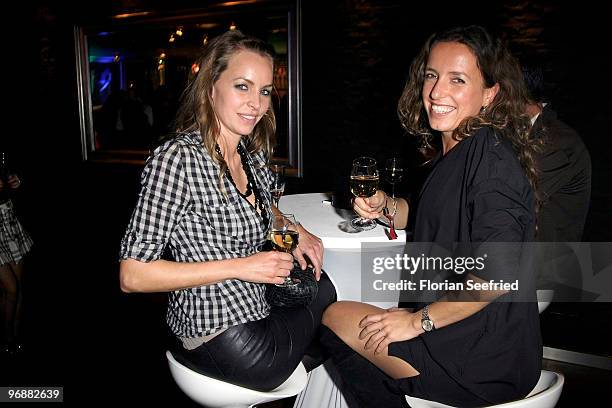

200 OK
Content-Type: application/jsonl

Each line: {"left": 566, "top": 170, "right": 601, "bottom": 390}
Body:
{"left": 523, "top": 64, "right": 592, "bottom": 300}
{"left": 524, "top": 65, "right": 592, "bottom": 242}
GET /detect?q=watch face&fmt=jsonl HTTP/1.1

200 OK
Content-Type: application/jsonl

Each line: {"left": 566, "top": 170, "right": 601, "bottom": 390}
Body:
{"left": 422, "top": 319, "right": 434, "bottom": 332}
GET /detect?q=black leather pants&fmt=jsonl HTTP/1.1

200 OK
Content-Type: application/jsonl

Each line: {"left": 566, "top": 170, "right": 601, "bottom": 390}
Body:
{"left": 171, "top": 273, "right": 336, "bottom": 391}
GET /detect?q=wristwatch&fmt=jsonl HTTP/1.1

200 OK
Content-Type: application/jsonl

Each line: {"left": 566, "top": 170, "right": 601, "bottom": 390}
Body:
{"left": 421, "top": 305, "right": 435, "bottom": 332}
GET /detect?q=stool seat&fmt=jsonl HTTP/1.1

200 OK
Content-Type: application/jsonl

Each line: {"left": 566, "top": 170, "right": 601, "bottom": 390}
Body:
{"left": 405, "top": 370, "right": 564, "bottom": 408}
{"left": 537, "top": 289, "right": 554, "bottom": 313}
{"left": 166, "top": 350, "right": 308, "bottom": 408}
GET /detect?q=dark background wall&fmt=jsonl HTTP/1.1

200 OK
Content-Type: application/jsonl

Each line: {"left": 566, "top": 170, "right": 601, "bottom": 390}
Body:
{"left": 3, "top": 0, "right": 610, "bottom": 400}
{"left": 10, "top": 0, "right": 611, "bottom": 238}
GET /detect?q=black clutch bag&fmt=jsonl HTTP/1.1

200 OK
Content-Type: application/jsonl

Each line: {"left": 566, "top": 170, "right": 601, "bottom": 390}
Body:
{"left": 265, "top": 264, "right": 319, "bottom": 308}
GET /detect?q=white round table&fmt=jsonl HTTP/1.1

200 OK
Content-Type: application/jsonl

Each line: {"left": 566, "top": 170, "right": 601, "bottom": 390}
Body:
{"left": 279, "top": 192, "right": 404, "bottom": 248}
{"left": 279, "top": 192, "right": 406, "bottom": 305}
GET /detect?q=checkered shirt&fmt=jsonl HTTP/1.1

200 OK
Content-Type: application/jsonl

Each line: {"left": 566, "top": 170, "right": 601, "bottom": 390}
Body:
{"left": 120, "top": 132, "right": 274, "bottom": 337}
{"left": 0, "top": 200, "right": 34, "bottom": 264}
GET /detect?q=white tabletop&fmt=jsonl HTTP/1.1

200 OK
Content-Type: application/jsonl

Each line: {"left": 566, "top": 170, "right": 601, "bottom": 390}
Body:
{"left": 278, "top": 192, "right": 405, "bottom": 249}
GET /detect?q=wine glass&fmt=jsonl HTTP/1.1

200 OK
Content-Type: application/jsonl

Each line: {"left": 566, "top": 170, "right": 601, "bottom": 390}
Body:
{"left": 349, "top": 157, "right": 379, "bottom": 231}
{"left": 270, "top": 164, "right": 285, "bottom": 208}
{"left": 0, "top": 152, "right": 10, "bottom": 201}
{"left": 269, "top": 213, "right": 300, "bottom": 287}
{"left": 384, "top": 157, "right": 404, "bottom": 198}
{"left": 0, "top": 152, "right": 9, "bottom": 182}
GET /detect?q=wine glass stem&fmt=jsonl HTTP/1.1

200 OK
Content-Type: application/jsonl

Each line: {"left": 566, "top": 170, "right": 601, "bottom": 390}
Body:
{"left": 391, "top": 183, "right": 395, "bottom": 199}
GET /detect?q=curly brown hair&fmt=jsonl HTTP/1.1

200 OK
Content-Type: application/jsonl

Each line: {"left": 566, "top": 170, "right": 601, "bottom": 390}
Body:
{"left": 173, "top": 29, "right": 276, "bottom": 186}
{"left": 398, "top": 25, "right": 542, "bottom": 204}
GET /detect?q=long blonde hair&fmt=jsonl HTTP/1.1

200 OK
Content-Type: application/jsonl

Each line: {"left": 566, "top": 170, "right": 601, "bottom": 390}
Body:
{"left": 173, "top": 29, "right": 276, "bottom": 183}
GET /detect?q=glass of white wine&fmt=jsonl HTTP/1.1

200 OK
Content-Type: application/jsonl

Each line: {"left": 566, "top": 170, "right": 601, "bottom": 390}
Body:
{"left": 349, "top": 157, "right": 379, "bottom": 231}
{"left": 269, "top": 213, "right": 300, "bottom": 287}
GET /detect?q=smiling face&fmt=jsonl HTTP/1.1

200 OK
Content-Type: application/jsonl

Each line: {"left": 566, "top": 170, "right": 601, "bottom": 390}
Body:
{"left": 422, "top": 41, "right": 498, "bottom": 138}
{"left": 211, "top": 50, "right": 274, "bottom": 141}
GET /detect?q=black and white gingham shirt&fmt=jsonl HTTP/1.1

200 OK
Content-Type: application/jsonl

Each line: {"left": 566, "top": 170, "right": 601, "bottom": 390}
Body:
{"left": 120, "top": 132, "right": 273, "bottom": 337}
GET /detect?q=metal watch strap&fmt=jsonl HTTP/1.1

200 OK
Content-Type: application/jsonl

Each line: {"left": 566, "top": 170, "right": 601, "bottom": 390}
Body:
{"left": 421, "top": 305, "right": 435, "bottom": 331}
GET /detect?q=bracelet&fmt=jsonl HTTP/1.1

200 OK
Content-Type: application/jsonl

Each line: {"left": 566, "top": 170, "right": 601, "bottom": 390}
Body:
{"left": 384, "top": 195, "right": 397, "bottom": 217}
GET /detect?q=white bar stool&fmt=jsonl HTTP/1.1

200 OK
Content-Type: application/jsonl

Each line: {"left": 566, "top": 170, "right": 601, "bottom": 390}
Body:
{"left": 405, "top": 370, "right": 564, "bottom": 408}
{"left": 166, "top": 350, "right": 308, "bottom": 407}
{"left": 537, "top": 289, "right": 554, "bottom": 313}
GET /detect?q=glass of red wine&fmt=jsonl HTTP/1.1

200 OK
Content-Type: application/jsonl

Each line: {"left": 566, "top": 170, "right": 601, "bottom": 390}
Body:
{"left": 384, "top": 157, "right": 404, "bottom": 198}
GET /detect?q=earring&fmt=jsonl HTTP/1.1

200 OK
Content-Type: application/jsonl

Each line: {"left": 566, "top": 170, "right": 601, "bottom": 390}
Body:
{"left": 480, "top": 105, "right": 487, "bottom": 114}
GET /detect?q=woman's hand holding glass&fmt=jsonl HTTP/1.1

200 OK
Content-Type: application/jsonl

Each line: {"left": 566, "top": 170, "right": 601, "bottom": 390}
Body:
{"left": 352, "top": 190, "right": 386, "bottom": 221}
{"left": 242, "top": 250, "right": 294, "bottom": 285}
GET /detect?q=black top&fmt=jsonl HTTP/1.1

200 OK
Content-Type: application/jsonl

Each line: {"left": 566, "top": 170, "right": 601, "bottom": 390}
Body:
{"left": 534, "top": 105, "right": 591, "bottom": 242}
{"left": 412, "top": 127, "right": 542, "bottom": 403}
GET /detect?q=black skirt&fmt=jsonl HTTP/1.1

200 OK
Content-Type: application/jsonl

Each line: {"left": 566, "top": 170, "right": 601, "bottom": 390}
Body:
{"left": 388, "top": 302, "right": 541, "bottom": 406}
{"left": 171, "top": 272, "right": 336, "bottom": 391}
